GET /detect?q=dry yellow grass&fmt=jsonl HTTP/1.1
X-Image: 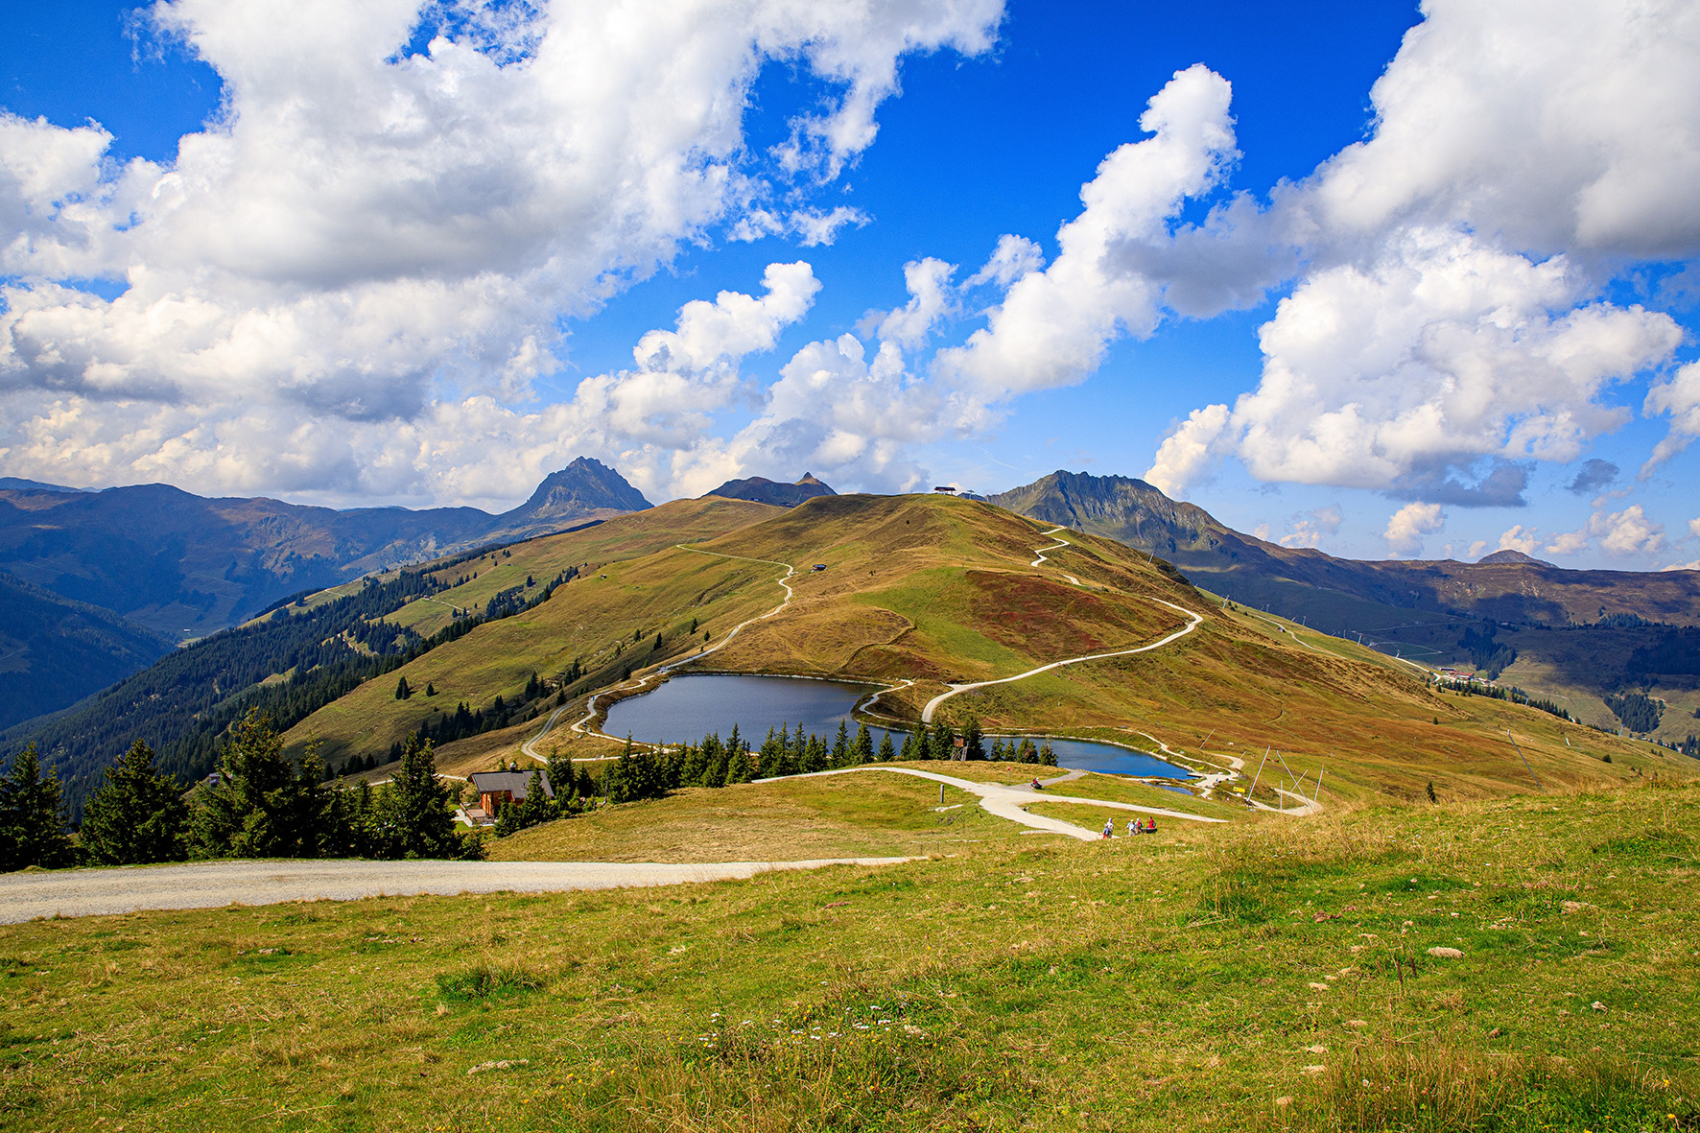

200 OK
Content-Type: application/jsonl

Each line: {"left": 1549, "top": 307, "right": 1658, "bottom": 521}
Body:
{"left": 486, "top": 773, "right": 1021, "bottom": 862}
{"left": 300, "top": 491, "right": 1695, "bottom": 800}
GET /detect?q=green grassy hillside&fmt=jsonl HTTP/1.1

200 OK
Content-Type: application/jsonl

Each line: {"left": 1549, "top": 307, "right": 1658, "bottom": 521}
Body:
{"left": 3, "top": 779, "right": 1694, "bottom": 1131}
{"left": 282, "top": 497, "right": 781, "bottom": 766}
{"left": 290, "top": 492, "right": 1693, "bottom": 802}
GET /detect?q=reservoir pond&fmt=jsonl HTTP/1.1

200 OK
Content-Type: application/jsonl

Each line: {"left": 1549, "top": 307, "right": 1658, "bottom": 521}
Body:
{"left": 601, "top": 673, "right": 1192, "bottom": 781}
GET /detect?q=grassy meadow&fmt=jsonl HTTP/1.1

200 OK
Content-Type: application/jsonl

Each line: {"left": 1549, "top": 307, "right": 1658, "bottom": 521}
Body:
{"left": 299, "top": 491, "right": 1695, "bottom": 807}
{"left": 2, "top": 777, "right": 1695, "bottom": 1131}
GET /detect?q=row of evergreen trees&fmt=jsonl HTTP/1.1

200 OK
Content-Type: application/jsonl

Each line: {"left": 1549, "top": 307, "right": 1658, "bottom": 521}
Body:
{"left": 485, "top": 716, "right": 1062, "bottom": 841}
{"left": 0, "top": 710, "right": 482, "bottom": 872}
{"left": 1439, "top": 677, "right": 1574, "bottom": 722}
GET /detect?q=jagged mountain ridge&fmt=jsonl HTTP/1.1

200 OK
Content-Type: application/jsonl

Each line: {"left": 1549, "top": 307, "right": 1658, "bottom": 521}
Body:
{"left": 0, "top": 459, "right": 652, "bottom": 732}
{"left": 704, "top": 472, "right": 836, "bottom": 508}
{"left": 991, "top": 470, "right": 1700, "bottom": 743}
{"left": 990, "top": 470, "right": 1700, "bottom": 628}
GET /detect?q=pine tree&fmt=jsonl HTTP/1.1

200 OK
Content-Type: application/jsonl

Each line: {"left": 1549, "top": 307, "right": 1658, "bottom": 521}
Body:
{"left": 190, "top": 711, "right": 320, "bottom": 860}
{"left": 379, "top": 734, "right": 476, "bottom": 858}
{"left": 726, "top": 744, "right": 753, "bottom": 783}
{"left": 853, "top": 722, "right": 874, "bottom": 764}
{"left": 876, "top": 732, "right": 896, "bottom": 762}
{"left": 395, "top": 675, "right": 411, "bottom": 700}
{"left": 79, "top": 740, "right": 188, "bottom": 865}
{"left": 831, "top": 721, "right": 850, "bottom": 766}
{"left": 0, "top": 743, "right": 73, "bottom": 871}
{"left": 1039, "top": 742, "right": 1058, "bottom": 767}
{"left": 962, "top": 717, "right": 985, "bottom": 761}
{"left": 931, "top": 721, "right": 955, "bottom": 760}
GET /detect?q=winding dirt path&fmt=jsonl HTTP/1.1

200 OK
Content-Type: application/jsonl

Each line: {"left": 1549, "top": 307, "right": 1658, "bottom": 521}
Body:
{"left": 921, "top": 525, "right": 1204, "bottom": 722}
{"left": 556, "top": 546, "right": 798, "bottom": 746}
{"left": 921, "top": 597, "right": 1203, "bottom": 723}
{"left": 780, "top": 765, "right": 1228, "bottom": 841}
{"left": 0, "top": 857, "right": 912, "bottom": 924}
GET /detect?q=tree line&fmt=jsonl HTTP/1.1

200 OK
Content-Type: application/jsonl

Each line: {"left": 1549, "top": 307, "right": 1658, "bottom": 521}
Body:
{"left": 486, "top": 715, "right": 1058, "bottom": 838}
{"left": 0, "top": 710, "right": 482, "bottom": 872}
{"left": 6, "top": 561, "right": 581, "bottom": 816}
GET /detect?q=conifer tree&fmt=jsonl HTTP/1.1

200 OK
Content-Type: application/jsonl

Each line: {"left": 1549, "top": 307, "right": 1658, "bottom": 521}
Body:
{"left": 726, "top": 744, "right": 753, "bottom": 783}
{"left": 0, "top": 744, "right": 73, "bottom": 871}
{"left": 961, "top": 717, "right": 985, "bottom": 761}
{"left": 378, "top": 733, "right": 477, "bottom": 858}
{"left": 930, "top": 720, "right": 955, "bottom": 760}
{"left": 190, "top": 711, "right": 320, "bottom": 860}
{"left": 853, "top": 722, "right": 875, "bottom": 764}
{"left": 802, "top": 733, "right": 828, "bottom": 774}
{"left": 876, "top": 732, "right": 896, "bottom": 762}
{"left": 79, "top": 740, "right": 188, "bottom": 865}
{"left": 395, "top": 676, "right": 411, "bottom": 700}
{"left": 831, "top": 721, "right": 850, "bottom": 766}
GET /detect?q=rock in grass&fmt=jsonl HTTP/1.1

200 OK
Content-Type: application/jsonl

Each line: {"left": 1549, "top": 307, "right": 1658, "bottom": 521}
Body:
{"left": 1426, "top": 946, "right": 1463, "bottom": 959}
{"left": 468, "top": 1059, "right": 530, "bottom": 1076}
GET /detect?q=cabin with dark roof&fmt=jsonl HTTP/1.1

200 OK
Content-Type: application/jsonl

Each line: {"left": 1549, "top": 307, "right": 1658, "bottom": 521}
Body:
{"left": 469, "top": 769, "right": 554, "bottom": 815}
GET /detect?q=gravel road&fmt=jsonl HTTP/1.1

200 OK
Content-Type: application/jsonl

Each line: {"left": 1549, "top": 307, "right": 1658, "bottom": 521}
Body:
{"left": 0, "top": 857, "right": 910, "bottom": 923}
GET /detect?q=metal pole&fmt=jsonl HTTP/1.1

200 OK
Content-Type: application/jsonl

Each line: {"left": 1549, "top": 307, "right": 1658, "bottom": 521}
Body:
{"left": 1506, "top": 730, "right": 1543, "bottom": 792}
{"left": 1248, "top": 746, "right": 1270, "bottom": 802}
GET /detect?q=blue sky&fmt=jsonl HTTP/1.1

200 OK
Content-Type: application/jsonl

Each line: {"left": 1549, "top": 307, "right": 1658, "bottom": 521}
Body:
{"left": 2, "top": 0, "right": 1697, "bottom": 569}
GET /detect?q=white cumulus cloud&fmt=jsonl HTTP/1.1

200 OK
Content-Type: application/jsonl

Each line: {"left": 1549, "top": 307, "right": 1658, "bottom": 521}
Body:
{"left": 0, "top": 0, "right": 1003, "bottom": 502}
{"left": 936, "top": 64, "right": 1238, "bottom": 400}
{"left": 1383, "top": 501, "right": 1445, "bottom": 557}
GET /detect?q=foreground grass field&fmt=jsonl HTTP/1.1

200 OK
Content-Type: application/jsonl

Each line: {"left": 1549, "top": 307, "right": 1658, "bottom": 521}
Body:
{"left": 486, "top": 771, "right": 1020, "bottom": 862}
{"left": 2, "top": 781, "right": 1695, "bottom": 1131}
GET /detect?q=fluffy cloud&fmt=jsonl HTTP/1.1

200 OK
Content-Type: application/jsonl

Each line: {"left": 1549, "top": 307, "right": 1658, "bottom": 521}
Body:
{"left": 1546, "top": 503, "right": 1667, "bottom": 558}
{"left": 1146, "top": 0, "right": 1700, "bottom": 501}
{"left": 1497, "top": 524, "right": 1541, "bottom": 555}
{"left": 1277, "top": 504, "right": 1343, "bottom": 549}
{"left": 0, "top": 260, "right": 823, "bottom": 507}
{"left": 1148, "top": 229, "right": 1680, "bottom": 501}
{"left": 1307, "top": 0, "right": 1700, "bottom": 260}
{"left": 936, "top": 64, "right": 1239, "bottom": 399}
{"left": 1642, "top": 360, "right": 1700, "bottom": 475}
{"left": 874, "top": 258, "right": 958, "bottom": 350}
{"left": 1383, "top": 502, "right": 1445, "bottom": 557}
{"left": 1567, "top": 458, "right": 1619, "bottom": 495}
{"left": 0, "top": 0, "right": 1002, "bottom": 501}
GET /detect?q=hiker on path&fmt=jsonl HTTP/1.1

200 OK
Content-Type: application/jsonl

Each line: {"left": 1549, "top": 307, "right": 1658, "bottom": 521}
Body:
{"left": 1102, "top": 818, "right": 1114, "bottom": 839}
{"left": 1126, "top": 817, "right": 1138, "bottom": 837}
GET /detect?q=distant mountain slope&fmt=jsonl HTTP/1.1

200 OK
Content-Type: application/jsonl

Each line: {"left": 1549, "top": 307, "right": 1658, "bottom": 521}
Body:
{"left": 991, "top": 470, "right": 1700, "bottom": 628}
{"left": 285, "top": 491, "right": 1681, "bottom": 801}
{"left": 4, "top": 495, "right": 771, "bottom": 810}
{"left": 992, "top": 470, "right": 1700, "bottom": 744}
{"left": 0, "top": 478, "right": 88, "bottom": 493}
{"left": 0, "top": 458, "right": 652, "bottom": 643}
{"left": 0, "top": 571, "right": 172, "bottom": 732}
{"left": 705, "top": 473, "right": 835, "bottom": 507}
{"left": 486, "top": 457, "right": 652, "bottom": 541}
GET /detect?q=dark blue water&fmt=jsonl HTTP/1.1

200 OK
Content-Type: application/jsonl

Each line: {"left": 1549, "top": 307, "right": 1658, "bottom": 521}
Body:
{"left": 602, "top": 673, "right": 1192, "bottom": 780}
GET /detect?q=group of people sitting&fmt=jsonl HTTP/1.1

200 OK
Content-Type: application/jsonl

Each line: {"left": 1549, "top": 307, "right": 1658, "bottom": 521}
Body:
{"left": 1100, "top": 816, "right": 1159, "bottom": 838}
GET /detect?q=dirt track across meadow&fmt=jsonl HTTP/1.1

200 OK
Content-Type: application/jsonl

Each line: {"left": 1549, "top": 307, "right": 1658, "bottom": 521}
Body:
{"left": 0, "top": 856, "right": 910, "bottom": 923}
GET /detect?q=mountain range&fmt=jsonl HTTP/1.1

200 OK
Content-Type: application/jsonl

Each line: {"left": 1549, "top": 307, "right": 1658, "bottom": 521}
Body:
{"left": 705, "top": 473, "right": 836, "bottom": 508}
{"left": 990, "top": 470, "right": 1700, "bottom": 744}
{"left": 5, "top": 459, "right": 1698, "bottom": 754}
{"left": 0, "top": 457, "right": 650, "bottom": 730}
